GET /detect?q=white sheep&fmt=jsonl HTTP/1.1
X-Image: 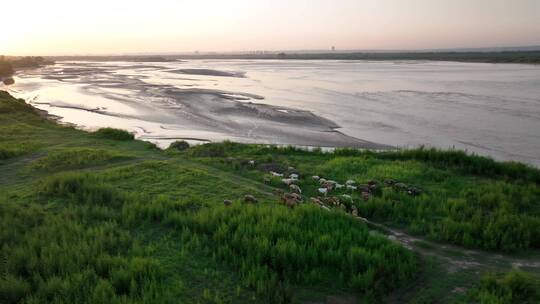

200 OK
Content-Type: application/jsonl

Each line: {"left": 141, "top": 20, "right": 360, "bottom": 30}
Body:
{"left": 312, "top": 175, "right": 320, "bottom": 181}
{"left": 290, "top": 184, "right": 302, "bottom": 194}
{"left": 319, "top": 178, "right": 327, "bottom": 184}
{"left": 341, "top": 194, "right": 352, "bottom": 200}
{"left": 270, "top": 171, "right": 284, "bottom": 177}
{"left": 318, "top": 188, "right": 328, "bottom": 196}
{"left": 289, "top": 173, "right": 299, "bottom": 180}
{"left": 347, "top": 185, "right": 358, "bottom": 191}
{"left": 248, "top": 160, "right": 255, "bottom": 166}
{"left": 282, "top": 178, "right": 297, "bottom": 186}
{"left": 335, "top": 183, "right": 344, "bottom": 189}
{"left": 346, "top": 179, "right": 356, "bottom": 185}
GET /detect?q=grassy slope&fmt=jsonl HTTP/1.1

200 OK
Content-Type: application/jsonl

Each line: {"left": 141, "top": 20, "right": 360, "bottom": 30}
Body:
{"left": 0, "top": 91, "right": 539, "bottom": 303}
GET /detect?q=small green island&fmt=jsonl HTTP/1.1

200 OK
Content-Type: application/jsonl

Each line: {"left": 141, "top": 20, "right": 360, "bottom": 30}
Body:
{"left": 0, "top": 91, "right": 539, "bottom": 303}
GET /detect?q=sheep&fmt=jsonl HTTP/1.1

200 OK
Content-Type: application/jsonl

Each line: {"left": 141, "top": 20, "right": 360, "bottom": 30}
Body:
{"left": 323, "top": 196, "right": 340, "bottom": 206}
{"left": 270, "top": 171, "right": 284, "bottom": 177}
{"left": 335, "top": 183, "right": 344, "bottom": 189}
{"left": 282, "top": 178, "right": 297, "bottom": 186}
{"left": 310, "top": 197, "right": 324, "bottom": 206}
{"left": 312, "top": 175, "right": 320, "bottom": 181}
{"left": 351, "top": 206, "right": 359, "bottom": 216}
{"left": 288, "top": 166, "right": 295, "bottom": 171}
{"left": 290, "top": 184, "right": 302, "bottom": 194}
{"left": 318, "top": 188, "right": 328, "bottom": 196}
{"left": 289, "top": 173, "right": 299, "bottom": 180}
{"left": 248, "top": 160, "right": 255, "bottom": 166}
{"left": 346, "top": 185, "right": 358, "bottom": 191}
{"left": 339, "top": 204, "right": 347, "bottom": 211}
{"left": 319, "top": 178, "right": 327, "bottom": 184}
{"left": 346, "top": 179, "right": 356, "bottom": 185}
{"left": 244, "top": 195, "right": 258, "bottom": 204}
{"left": 341, "top": 194, "right": 352, "bottom": 201}
{"left": 223, "top": 199, "right": 232, "bottom": 207}
{"left": 361, "top": 191, "right": 370, "bottom": 201}
{"left": 280, "top": 193, "right": 303, "bottom": 208}
{"left": 321, "top": 181, "right": 335, "bottom": 191}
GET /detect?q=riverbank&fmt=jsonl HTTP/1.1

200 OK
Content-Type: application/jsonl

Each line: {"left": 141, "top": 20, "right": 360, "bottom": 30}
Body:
{"left": 1, "top": 90, "right": 539, "bottom": 303}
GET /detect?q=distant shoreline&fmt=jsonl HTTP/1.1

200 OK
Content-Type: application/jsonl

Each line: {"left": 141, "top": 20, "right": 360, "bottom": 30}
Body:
{"left": 48, "top": 50, "right": 540, "bottom": 64}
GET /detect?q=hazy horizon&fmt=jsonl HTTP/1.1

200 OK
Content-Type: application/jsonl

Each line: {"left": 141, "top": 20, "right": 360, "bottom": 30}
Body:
{"left": 3, "top": 0, "right": 540, "bottom": 56}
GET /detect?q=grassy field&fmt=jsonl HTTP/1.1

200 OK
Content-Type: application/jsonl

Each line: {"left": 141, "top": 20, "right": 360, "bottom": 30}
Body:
{"left": 1, "top": 90, "right": 539, "bottom": 303}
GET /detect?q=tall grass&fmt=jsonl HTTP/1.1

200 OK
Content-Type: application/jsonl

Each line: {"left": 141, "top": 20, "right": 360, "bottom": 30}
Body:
{"left": 161, "top": 203, "right": 417, "bottom": 301}
{"left": 467, "top": 271, "right": 540, "bottom": 304}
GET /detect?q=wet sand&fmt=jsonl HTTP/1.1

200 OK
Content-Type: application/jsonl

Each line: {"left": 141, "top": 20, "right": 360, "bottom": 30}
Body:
{"left": 10, "top": 62, "right": 388, "bottom": 149}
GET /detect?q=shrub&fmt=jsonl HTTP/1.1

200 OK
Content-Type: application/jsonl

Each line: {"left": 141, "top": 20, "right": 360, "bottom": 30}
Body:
{"left": 168, "top": 140, "right": 190, "bottom": 151}
{"left": 94, "top": 128, "right": 134, "bottom": 141}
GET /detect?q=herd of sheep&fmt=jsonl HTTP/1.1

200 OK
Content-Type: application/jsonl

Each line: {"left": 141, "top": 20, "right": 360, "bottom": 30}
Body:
{"left": 222, "top": 159, "right": 422, "bottom": 220}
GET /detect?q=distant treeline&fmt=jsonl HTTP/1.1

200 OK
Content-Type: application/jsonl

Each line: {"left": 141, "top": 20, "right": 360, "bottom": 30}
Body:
{"left": 49, "top": 51, "right": 540, "bottom": 64}
{"left": 0, "top": 56, "right": 14, "bottom": 78}
{"left": 177, "top": 51, "right": 540, "bottom": 64}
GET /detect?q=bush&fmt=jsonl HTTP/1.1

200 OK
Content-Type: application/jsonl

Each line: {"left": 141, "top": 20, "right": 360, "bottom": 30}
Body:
{"left": 168, "top": 140, "right": 190, "bottom": 151}
{"left": 467, "top": 271, "right": 540, "bottom": 304}
{"left": 94, "top": 128, "right": 134, "bottom": 141}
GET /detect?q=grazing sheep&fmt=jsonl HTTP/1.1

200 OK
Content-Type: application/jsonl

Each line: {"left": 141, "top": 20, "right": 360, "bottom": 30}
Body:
{"left": 346, "top": 179, "right": 356, "bottom": 185}
{"left": 335, "top": 183, "right": 344, "bottom": 189}
{"left": 273, "top": 189, "right": 285, "bottom": 196}
{"left": 358, "top": 185, "right": 370, "bottom": 193}
{"left": 320, "top": 205, "right": 331, "bottom": 211}
{"left": 319, "top": 178, "right": 327, "bottom": 184}
{"left": 351, "top": 206, "right": 358, "bottom": 216}
{"left": 263, "top": 177, "right": 271, "bottom": 184}
{"left": 290, "top": 184, "right": 302, "bottom": 194}
{"left": 282, "top": 178, "right": 297, "bottom": 186}
{"left": 318, "top": 188, "right": 328, "bottom": 196}
{"left": 339, "top": 204, "right": 347, "bottom": 211}
{"left": 323, "top": 196, "right": 340, "bottom": 206}
{"left": 244, "top": 195, "right": 258, "bottom": 204}
{"left": 361, "top": 191, "right": 370, "bottom": 201}
{"left": 312, "top": 175, "right": 320, "bottom": 181}
{"left": 248, "top": 160, "right": 255, "bottom": 166}
{"left": 346, "top": 185, "right": 357, "bottom": 191}
{"left": 288, "top": 166, "right": 295, "bottom": 171}
{"left": 341, "top": 194, "right": 352, "bottom": 201}
{"left": 289, "top": 173, "right": 299, "bottom": 180}
{"left": 270, "top": 171, "right": 284, "bottom": 177}
{"left": 407, "top": 187, "right": 422, "bottom": 196}
{"left": 321, "top": 181, "right": 335, "bottom": 191}
{"left": 384, "top": 179, "right": 397, "bottom": 186}
{"left": 223, "top": 199, "right": 232, "bottom": 207}
{"left": 310, "top": 197, "right": 324, "bottom": 206}
{"left": 281, "top": 193, "right": 303, "bottom": 208}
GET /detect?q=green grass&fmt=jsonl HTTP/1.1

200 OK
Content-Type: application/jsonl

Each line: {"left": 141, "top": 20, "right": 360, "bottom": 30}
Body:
{"left": 31, "top": 148, "right": 133, "bottom": 171}
{"left": 1, "top": 90, "right": 540, "bottom": 303}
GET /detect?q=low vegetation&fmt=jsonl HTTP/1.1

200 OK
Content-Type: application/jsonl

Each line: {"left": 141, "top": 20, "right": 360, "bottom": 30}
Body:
{"left": 94, "top": 128, "right": 135, "bottom": 141}
{"left": 32, "top": 148, "right": 133, "bottom": 171}
{"left": 1, "top": 90, "right": 539, "bottom": 303}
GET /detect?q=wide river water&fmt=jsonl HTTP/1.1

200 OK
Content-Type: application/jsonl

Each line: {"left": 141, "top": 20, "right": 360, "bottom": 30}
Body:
{"left": 6, "top": 60, "right": 540, "bottom": 166}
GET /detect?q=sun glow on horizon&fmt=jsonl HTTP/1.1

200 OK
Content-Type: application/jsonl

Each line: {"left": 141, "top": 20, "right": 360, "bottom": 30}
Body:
{"left": 2, "top": 0, "right": 540, "bottom": 56}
